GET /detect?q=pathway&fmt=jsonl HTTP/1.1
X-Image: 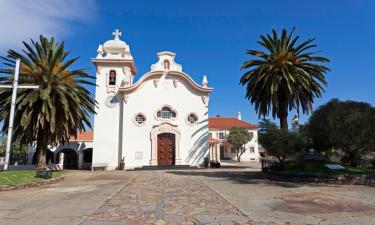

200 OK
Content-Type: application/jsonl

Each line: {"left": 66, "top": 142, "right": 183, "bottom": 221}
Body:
{"left": 82, "top": 171, "right": 252, "bottom": 225}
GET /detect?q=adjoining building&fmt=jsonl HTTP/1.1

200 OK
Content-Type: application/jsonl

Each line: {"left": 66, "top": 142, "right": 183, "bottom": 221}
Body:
{"left": 208, "top": 113, "right": 259, "bottom": 163}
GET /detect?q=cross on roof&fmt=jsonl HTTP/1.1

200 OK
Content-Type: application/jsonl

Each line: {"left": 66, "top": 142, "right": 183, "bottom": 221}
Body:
{"left": 113, "top": 29, "right": 122, "bottom": 40}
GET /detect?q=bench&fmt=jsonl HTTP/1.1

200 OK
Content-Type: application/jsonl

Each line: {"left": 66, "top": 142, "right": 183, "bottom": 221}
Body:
{"left": 91, "top": 163, "right": 108, "bottom": 171}
{"left": 35, "top": 170, "right": 53, "bottom": 179}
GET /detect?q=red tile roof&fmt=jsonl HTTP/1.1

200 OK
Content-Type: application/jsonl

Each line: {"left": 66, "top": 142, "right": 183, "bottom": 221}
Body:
{"left": 208, "top": 117, "right": 257, "bottom": 130}
{"left": 69, "top": 131, "right": 94, "bottom": 142}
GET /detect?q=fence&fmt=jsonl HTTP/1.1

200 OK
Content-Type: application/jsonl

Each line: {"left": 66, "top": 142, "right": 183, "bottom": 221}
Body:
{"left": 261, "top": 158, "right": 375, "bottom": 185}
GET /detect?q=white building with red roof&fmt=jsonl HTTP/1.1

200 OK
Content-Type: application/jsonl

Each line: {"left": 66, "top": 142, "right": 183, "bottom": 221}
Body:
{"left": 208, "top": 113, "right": 259, "bottom": 162}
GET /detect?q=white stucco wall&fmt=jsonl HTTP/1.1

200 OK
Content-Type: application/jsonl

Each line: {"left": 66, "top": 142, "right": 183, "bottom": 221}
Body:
{"left": 122, "top": 74, "right": 209, "bottom": 169}
{"left": 91, "top": 65, "right": 131, "bottom": 170}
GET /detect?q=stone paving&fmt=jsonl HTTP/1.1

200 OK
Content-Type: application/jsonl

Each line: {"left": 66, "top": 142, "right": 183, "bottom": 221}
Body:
{"left": 82, "top": 171, "right": 253, "bottom": 225}
{"left": 187, "top": 168, "right": 375, "bottom": 225}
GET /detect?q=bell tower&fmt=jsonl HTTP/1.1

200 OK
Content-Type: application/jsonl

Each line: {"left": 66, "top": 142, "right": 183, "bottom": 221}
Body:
{"left": 92, "top": 29, "right": 137, "bottom": 170}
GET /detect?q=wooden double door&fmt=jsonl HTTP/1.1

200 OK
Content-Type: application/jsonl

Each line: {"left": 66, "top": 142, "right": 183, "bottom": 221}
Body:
{"left": 157, "top": 133, "right": 175, "bottom": 165}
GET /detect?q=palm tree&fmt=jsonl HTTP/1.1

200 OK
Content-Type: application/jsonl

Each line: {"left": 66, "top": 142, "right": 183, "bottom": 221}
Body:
{"left": 0, "top": 35, "right": 96, "bottom": 170}
{"left": 240, "top": 28, "right": 330, "bottom": 130}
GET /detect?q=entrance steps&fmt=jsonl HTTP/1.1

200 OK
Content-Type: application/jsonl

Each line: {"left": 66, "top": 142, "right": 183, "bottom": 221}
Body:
{"left": 134, "top": 165, "right": 198, "bottom": 171}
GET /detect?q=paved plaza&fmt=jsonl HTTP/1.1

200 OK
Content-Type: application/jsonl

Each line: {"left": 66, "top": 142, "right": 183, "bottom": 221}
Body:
{"left": 0, "top": 168, "right": 375, "bottom": 225}
{"left": 82, "top": 171, "right": 250, "bottom": 225}
{"left": 175, "top": 169, "right": 375, "bottom": 225}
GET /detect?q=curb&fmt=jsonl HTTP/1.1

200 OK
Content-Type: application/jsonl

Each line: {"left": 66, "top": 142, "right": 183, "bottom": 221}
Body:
{"left": 265, "top": 173, "right": 375, "bottom": 186}
{"left": 0, "top": 175, "right": 65, "bottom": 192}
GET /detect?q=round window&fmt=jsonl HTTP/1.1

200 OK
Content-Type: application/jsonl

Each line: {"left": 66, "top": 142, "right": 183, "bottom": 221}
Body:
{"left": 135, "top": 114, "right": 146, "bottom": 125}
{"left": 187, "top": 113, "right": 198, "bottom": 124}
{"left": 157, "top": 107, "right": 176, "bottom": 119}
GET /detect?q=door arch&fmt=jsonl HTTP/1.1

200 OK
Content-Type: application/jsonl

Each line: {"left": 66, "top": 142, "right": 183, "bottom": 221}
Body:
{"left": 150, "top": 122, "right": 182, "bottom": 165}
{"left": 55, "top": 149, "right": 78, "bottom": 169}
{"left": 157, "top": 133, "right": 175, "bottom": 165}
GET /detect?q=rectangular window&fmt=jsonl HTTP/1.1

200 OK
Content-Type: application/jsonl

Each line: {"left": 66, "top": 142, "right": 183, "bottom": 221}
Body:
{"left": 208, "top": 133, "right": 212, "bottom": 138}
{"left": 250, "top": 147, "right": 255, "bottom": 153}
{"left": 219, "top": 133, "right": 225, "bottom": 139}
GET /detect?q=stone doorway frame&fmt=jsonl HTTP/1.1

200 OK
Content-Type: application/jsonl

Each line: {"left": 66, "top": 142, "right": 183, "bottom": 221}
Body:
{"left": 157, "top": 133, "right": 176, "bottom": 165}
{"left": 150, "top": 122, "right": 182, "bottom": 165}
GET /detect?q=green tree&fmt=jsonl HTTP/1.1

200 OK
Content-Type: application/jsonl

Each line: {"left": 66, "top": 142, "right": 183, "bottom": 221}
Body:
{"left": 0, "top": 136, "right": 5, "bottom": 156}
{"left": 240, "top": 28, "right": 330, "bottom": 130}
{"left": 306, "top": 99, "right": 375, "bottom": 164}
{"left": 0, "top": 35, "right": 96, "bottom": 170}
{"left": 258, "top": 119, "right": 278, "bottom": 133}
{"left": 0, "top": 136, "right": 28, "bottom": 163}
{"left": 227, "top": 127, "right": 253, "bottom": 162}
{"left": 258, "top": 119, "right": 305, "bottom": 165}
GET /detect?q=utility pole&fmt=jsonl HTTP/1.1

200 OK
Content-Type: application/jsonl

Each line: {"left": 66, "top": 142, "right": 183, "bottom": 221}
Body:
{"left": 0, "top": 59, "right": 39, "bottom": 170}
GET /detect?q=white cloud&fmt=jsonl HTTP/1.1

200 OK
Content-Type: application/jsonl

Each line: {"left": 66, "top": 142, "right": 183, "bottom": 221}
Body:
{"left": 0, "top": 0, "right": 97, "bottom": 52}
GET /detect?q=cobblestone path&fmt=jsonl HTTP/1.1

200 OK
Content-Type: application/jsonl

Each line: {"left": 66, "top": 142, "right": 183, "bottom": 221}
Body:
{"left": 82, "top": 171, "right": 252, "bottom": 225}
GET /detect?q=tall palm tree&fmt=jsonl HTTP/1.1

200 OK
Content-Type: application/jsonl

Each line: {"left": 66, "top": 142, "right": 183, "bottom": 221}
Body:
{"left": 0, "top": 35, "right": 96, "bottom": 170}
{"left": 240, "top": 28, "right": 330, "bottom": 130}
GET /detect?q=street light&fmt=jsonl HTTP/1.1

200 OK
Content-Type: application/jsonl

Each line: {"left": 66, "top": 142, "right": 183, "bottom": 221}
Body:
{"left": 0, "top": 59, "right": 39, "bottom": 170}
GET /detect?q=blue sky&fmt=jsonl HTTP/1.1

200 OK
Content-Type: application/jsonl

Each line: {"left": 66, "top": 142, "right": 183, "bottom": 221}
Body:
{"left": 1, "top": 0, "right": 374, "bottom": 126}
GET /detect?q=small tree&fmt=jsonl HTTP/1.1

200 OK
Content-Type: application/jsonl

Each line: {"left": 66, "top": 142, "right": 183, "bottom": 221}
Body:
{"left": 258, "top": 119, "right": 305, "bottom": 165}
{"left": 227, "top": 127, "right": 252, "bottom": 162}
{"left": 0, "top": 137, "right": 28, "bottom": 163}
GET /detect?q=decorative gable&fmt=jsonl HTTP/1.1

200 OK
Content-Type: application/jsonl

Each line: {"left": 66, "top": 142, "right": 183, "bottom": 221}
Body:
{"left": 150, "top": 51, "right": 182, "bottom": 72}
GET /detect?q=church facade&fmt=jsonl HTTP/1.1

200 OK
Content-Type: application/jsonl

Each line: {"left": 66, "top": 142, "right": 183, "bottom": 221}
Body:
{"left": 25, "top": 30, "right": 260, "bottom": 170}
{"left": 92, "top": 30, "right": 212, "bottom": 170}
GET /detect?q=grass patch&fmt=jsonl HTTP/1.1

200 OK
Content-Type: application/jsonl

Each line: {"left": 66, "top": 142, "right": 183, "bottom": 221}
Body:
{"left": 0, "top": 170, "right": 62, "bottom": 186}
{"left": 275, "top": 161, "right": 375, "bottom": 176}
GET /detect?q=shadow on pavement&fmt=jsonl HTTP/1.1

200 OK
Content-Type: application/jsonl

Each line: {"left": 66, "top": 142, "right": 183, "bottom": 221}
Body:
{"left": 167, "top": 169, "right": 323, "bottom": 188}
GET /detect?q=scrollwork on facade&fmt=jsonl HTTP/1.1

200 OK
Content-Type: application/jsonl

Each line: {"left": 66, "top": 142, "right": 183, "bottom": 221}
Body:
{"left": 202, "top": 95, "right": 209, "bottom": 105}
{"left": 154, "top": 79, "right": 159, "bottom": 88}
{"left": 173, "top": 80, "right": 178, "bottom": 88}
{"left": 123, "top": 95, "right": 129, "bottom": 104}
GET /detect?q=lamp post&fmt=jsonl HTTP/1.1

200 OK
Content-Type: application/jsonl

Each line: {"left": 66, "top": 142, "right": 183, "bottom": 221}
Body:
{"left": 0, "top": 59, "right": 39, "bottom": 170}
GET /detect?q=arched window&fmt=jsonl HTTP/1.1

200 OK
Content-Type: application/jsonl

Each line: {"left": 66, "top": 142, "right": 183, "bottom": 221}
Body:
{"left": 164, "top": 60, "right": 170, "bottom": 70}
{"left": 157, "top": 107, "right": 176, "bottom": 119}
{"left": 135, "top": 113, "right": 146, "bottom": 125}
{"left": 109, "top": 70, "right": 116, "bottom": 85}
{"left": 187, "top": 113, "right": 198, "bottom": 125}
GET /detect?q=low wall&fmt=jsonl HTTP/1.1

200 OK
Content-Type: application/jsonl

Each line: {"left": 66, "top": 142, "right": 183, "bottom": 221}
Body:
{"left": 0, "top": 175, "right": 64, "bottom": 192}
{"left": 8, "top": 164, "right": 62, "bottom": 171}
{"left": 266, "top": 172, "right": 375, "bottom": 186}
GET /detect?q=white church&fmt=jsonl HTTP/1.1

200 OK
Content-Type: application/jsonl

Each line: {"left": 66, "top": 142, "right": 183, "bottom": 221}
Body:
{"left": 26, "top": 30, "right": 260, "bottom": 170}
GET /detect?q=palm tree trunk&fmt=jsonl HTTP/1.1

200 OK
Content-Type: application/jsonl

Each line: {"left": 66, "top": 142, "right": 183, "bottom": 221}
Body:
{"left": 35, "top": 132, "right": 48, "bottom": 170}
{"left": 279, "top": 115, "right": 288, "bottom": 130}
{"left": 277, "top": 105, "right": 289, "bottom": 130}
{"left": 277, "top": 91, "right": 289, "bottom": 130}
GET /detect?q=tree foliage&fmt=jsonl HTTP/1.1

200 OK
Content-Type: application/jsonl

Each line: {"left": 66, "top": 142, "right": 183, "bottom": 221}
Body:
{"left": 240, "top": 27, "right": 330, "bottom": 130}
{"left": 0, "top": 136, "right": 28, "bottom": 164}
{"left": 258, "top": 119, "right": 306, "bottom": 164}
{"left": 0, "top": 136, "right": 5, "bottom": 156}
{"left": 227, "top": 127, "right": 253, "bottom": 162}
{"left": 306, "top": 99, "right": 375, "bottom": 163}
{"left": 0, "top": 35, "right": 96, "bottom": 169}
